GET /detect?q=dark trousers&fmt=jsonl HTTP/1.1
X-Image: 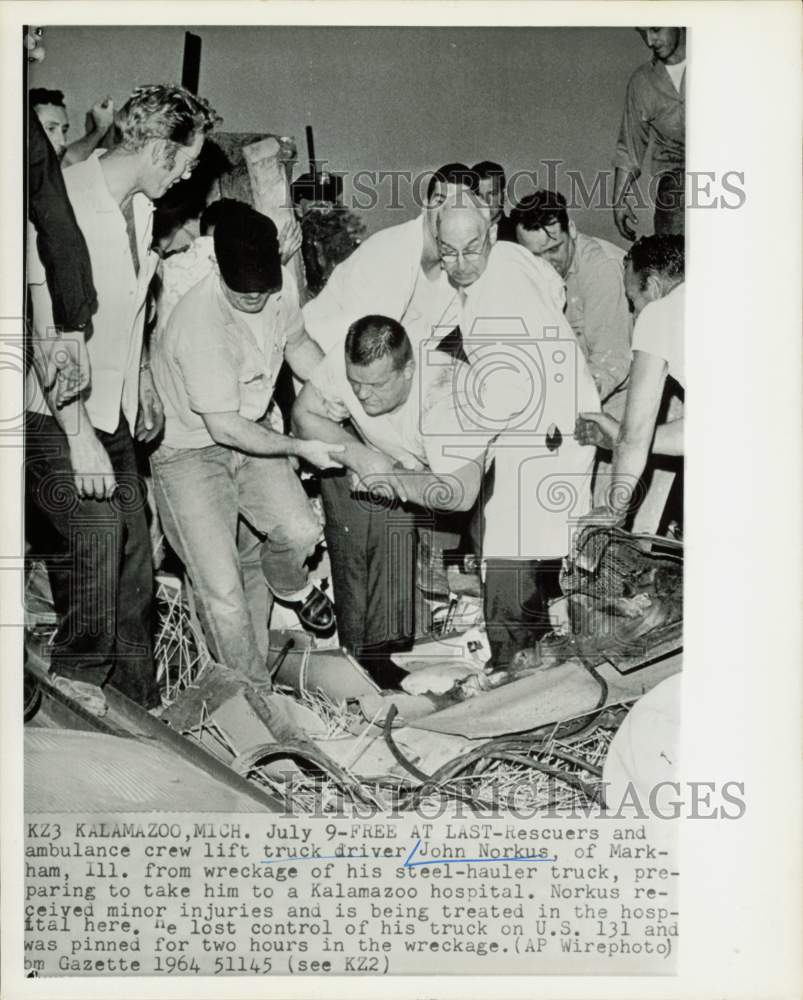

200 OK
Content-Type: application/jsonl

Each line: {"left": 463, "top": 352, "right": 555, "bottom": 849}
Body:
{"left": 483, "top": 557, "right": 563, "bottom": 670}
{"left": 320, "top": 471, "right": 418, "bottom": 662}
{"left": 654, "top": 168, "right": 685, "bottom": 236}
{"left": 25, "top": 411, "right": 159, "bottom": 708}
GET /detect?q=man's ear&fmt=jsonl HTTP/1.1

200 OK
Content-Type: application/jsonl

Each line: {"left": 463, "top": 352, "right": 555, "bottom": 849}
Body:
{"left": 148, "top": 138, "right": 168, "bottom": 165}
{"left": 403, "top": 359, "right": 415, "bottom": 382}
{"left": 489, "top": 222, "right": 498, "bottom": 246}
{"left": 646, "top": 273, "right": 663, "bottom": 301}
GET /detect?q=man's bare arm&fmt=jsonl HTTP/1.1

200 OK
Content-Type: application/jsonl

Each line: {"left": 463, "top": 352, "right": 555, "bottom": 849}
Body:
{"left": 292, "top": 382, "right": 391, "bottom": 475}
{"left": 202, "top": 409, "right": 342, "bottom": 469}
{"left": 62, "top": 97, "right": 115, "bottom": 167}
{"left": 383, "top": 460, "right": 482, "bottom": 512}
{"left": 608, "top": 351, "right": 668, "bottom": 514}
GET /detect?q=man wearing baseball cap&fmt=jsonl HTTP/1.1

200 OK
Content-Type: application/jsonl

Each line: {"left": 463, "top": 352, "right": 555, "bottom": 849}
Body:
{"left": 151, "top": 201, "right": 342, "bottom": 684}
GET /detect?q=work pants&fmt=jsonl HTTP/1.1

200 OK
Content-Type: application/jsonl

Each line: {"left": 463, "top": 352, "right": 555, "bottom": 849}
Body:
{"left": 25, "top": 411, "right": 159, "bottom": 708}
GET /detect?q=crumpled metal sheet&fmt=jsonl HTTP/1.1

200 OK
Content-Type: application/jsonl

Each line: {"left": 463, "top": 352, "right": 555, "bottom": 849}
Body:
{"left": 407, "top": 658, "right": 603, "bottom": 737}
{"left": 268, "top": 633, "right": 381, "bottom": 701}
{"left": 25, "top": 730, "right": 265, "bottom": 813}
{"left": 314, "top": 727, "right": 472, "bottom": 785}
{"left": 406, "top": 650, "right": 682, "bottom": 739}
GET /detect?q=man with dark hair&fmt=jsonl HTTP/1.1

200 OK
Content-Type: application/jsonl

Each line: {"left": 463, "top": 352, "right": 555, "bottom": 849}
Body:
{"left": 29, "top": 87, "right": 115, "bottom": 166}
{"left": 25, "top": 84, "right": 219, "bottom": 715}
{"left": 578, "top": 234, "right": 685, "bottom": 518}
{"left": 613, "top": 27, "right": 686, "bottom": 239}
{"left": 471, "top": 160, "right": 506, "bottom": 226}
{"left": 151, "top": 204, "right": 343, "bottom": 684}
{"left": 293, "top": 314, "right": 486, "bottom": 661}
{"left": 511, "top": 189, "right": 632, "bottom": 407}
{"left": 425, "top": 162, "right": 479, "bottom": 203}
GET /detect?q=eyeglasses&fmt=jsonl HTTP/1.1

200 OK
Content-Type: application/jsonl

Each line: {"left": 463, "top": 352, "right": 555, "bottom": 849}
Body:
{"left": 438, "top": 234, "right": 489, "bottom": 264}
{"left": 173, "top": 145, "right": 201, "bottom": 179}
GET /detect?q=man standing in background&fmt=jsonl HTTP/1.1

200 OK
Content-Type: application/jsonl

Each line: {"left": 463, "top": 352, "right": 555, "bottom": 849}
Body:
{"left": 612, "top": 27, "right": 686, "bottom": 239}
{"left": 511, "top": 190, "right": 632, "bottom": 411}
{"left": 29, "top": 87, "right": 116, "bottom": 166}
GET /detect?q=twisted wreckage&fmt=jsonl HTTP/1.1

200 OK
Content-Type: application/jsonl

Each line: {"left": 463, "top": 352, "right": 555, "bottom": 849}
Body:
{"left": 26, "top": 525, "right": 681, "bottom": 813}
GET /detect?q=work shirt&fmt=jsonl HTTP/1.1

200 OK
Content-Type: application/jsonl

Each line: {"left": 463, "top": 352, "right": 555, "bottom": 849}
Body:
{"left": 26, "top": 150, "right": 158, "bottom": 433}
{"left": 152, "top": 268, "right": 305, "bottom": 449}
{"left": 614, "top": 57, "right": 685, "bottom": 177}
{"left": 311, "top": 347, "right": 480, "bottom": 477}
{"left": 564, "top": 233, "right": 633, "bottom": 402}
{"left": 303, "top": 214, "right": 455, "bottom": 353}
{"left": 631, "top": 282, "right": 685, "bottom": 389}
{"left": 154, "top": 235, "right": 216, "bottom": 339}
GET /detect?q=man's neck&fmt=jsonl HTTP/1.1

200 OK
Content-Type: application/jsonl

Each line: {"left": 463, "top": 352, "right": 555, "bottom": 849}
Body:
{"left": 99, "top": 148, "right": 143, "bottom": 210}
{"left": 420, "top": 217, "right": 441, "bottom": 276}
{"left": 662, "top": 42, "right": 685, "bottom": 66}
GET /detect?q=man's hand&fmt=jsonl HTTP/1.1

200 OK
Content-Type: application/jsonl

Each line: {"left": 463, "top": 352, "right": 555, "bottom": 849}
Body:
{"left": 324, "top": 397, "right": 350, "bottom": 422}
{"left": 136, "top": 367, "right": 164, "bottom": 443}
{"left": 34, "top": 335, "right": 91, "bottom": 407}
{"left": 576, "top": 411, "right": 620, "bottom": 451}
{"left": 87, "top": 97, "right": 114, "bottom": 135}
{"left": 68, "top": 431, "right": 116, "bottom": 500}
{"left": 277, "top": 216, "right": 303, "bottom": 264}
{"left": 295, "top": 439, "right": 345, "bottom": 470}
{"left": 613, "top": 200, "right": 638, "bottom": 241}
{"left": 347, "top": 450, "right": 419, "bottom": 502}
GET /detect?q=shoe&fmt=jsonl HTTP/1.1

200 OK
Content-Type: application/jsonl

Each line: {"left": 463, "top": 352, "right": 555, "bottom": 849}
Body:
{"left": 290, "top": 586, "right": 336, "bottom": 636}
{"left": 50, "top": 675, "right": 108, "bottom": 718}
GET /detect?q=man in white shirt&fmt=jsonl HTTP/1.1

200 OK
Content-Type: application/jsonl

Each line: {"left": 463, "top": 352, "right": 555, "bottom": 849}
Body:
{"left": 577, "top": 234, "right": 685, "bottom": 520}
{"left": 151, "top": 205, "right": 343, "bottom": 684}
{"left": 26, "top": 84, "right": 218, "bottom": 715}
{"left": 298, "top": 197, "right": 600, "bottom": 671}
{"left": 301, "top": 162, "right": 478, "bottom": 354}
{"left": 432, "top": 201, "right": 601, "bottom": 670}
{"left": 293, "top": 315, "right": 487, "bottom": 661}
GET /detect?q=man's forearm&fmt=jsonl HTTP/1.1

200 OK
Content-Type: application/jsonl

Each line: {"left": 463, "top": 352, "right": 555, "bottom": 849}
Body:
{"left": 386, "top": 468, "right": 477, "bottom": 512}
{"left": 609, "top": 437, "right": 652, "bottom": 515}
{"left": 613, "top": 166, "right": 639, "bottom": 207}
{"left": 653, "top": 418, "right": 684, "bottom": 457}
{"left": 62, "top": 128, "right": 109, "bottom": 167}
{"left": 291, "top": 403, "right": 371, "bottom": 468}
{"left": 206, "top": 412, "right": 301, "bottom": 458}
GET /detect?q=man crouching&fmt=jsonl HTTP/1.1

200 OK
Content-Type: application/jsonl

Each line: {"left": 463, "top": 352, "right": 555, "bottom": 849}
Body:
{"left": 151, "top": 204, "right": 342, "bottom": 682}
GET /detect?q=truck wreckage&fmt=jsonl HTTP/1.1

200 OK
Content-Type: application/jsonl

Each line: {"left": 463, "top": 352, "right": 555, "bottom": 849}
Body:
{"left": 26, "top": 526, "right": 682, "bottom": 814}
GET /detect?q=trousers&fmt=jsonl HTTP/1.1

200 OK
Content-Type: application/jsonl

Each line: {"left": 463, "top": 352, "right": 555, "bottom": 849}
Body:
{"left": 320, "top": 470, "right": 419, "bottom": 662}
{"left": 483, "top": 557, "right": 564, "bottom": 670}
{"left": 653, "top": 169, "right": 685, "bottom": 236}
{"left": 25, "top": 411, "right": 159, "bottom": 708}
{"left": 151, "top": 443, "right": 320, "bottom": 679}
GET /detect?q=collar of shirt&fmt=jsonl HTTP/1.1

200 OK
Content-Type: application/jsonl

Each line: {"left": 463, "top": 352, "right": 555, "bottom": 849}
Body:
{"left": 82, "top": 149, "right": 155, "bottom": 232}
{"left": 650, "top": 56, "right": 686, "bottom": 100}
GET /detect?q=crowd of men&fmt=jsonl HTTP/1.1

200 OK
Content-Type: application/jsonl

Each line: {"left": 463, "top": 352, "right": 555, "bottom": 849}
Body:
{"left": 25, "top": 27, "right": 686, "bottom": 716}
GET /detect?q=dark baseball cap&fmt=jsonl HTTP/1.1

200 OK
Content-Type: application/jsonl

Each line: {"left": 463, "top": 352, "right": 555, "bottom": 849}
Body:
{"left": 214, "top": 203, "right": 282, "bottom": 294}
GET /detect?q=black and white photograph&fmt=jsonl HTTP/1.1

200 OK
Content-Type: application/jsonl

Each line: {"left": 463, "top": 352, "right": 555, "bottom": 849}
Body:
{"left": 2, "top": 3, "right": 801, "bottom": 998}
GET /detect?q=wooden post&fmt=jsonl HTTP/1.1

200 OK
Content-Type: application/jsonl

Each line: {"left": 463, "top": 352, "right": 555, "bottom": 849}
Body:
{"left": 181, "top": 31, "right": 202, "bottom": 94}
